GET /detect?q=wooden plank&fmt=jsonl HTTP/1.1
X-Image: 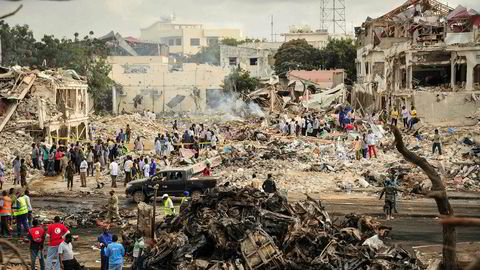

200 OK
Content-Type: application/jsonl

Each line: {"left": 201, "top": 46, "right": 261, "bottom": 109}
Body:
{"left": 0, "top": 74, "right": 36, "bottom": 133}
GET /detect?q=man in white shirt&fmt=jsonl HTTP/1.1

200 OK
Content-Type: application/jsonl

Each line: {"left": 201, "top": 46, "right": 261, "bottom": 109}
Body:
{"left": 123, "top": 156, "right": 133, "bottom": 187}
{"left": 79, "top": 158, "right": 88, "bottom": 187}
{"left": 58, "top": 234, "right": 81, "bottom": 270}
{"left": 367, "top": 131, "right": 377, "bottom": 158}
{"left": 143, "top": 158, "right": 150, "bottom": 178}
{"left": 109, "top": 160, "right": 119, "bottom": 188}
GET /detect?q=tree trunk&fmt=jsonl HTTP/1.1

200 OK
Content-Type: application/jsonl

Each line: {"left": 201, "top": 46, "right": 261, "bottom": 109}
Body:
{"left": 391, "top": 126, "right": 457, "bottom": 270}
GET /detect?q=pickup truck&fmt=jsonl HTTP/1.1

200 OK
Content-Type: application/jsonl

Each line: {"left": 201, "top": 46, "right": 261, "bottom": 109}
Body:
{"left": 125, "top": 167, "right": 218, "bottom": 203}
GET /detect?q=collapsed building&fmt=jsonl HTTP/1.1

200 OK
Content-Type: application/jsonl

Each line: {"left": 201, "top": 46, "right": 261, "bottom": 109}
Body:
{"left": 353, "top": 0, "right": 480, "bottom": 126}
{"left": 0, "top": 66, "right": 89, "bottom": 145}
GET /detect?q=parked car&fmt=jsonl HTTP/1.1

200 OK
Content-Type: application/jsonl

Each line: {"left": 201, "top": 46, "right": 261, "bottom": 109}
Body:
{"left": 126, "top": 167, "right": 218, "bottom": 203}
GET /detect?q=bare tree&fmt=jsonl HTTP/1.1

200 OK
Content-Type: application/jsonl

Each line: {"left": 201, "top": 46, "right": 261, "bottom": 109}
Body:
{"left": 0, "top": 5, "right": 23, "bottom": 20}
{"left": 391, "top": 126, "right": 457, "bottom": 270}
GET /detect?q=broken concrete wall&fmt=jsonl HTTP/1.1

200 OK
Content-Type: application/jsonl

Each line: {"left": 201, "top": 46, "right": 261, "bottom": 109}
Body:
{"left": 413, "top": 91, "right": 479, "bottom": 126}
{"left": 109, "top": 56, "right": 229, "bottom": 113}
{"left": 219, "top": 45, "right": 273, "bottom": 79}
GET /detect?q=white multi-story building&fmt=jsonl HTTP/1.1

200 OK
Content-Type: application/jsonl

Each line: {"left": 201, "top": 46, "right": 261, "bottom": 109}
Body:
{"left": 140, "top": 18, "right": 242, "bottom": 55}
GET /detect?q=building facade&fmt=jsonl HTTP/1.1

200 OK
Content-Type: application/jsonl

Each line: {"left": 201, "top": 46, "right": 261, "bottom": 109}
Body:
{"left": 219, "top": 45, "right": 274, "bottom": 79}
{"left": 140, "top": 19, "right": 241, "bottom": 55}
{"left": 108, "top": 56, "right": 229, "bottom": 113}
{"left": 353, "top": 0, "right": 480, "bottom": 125}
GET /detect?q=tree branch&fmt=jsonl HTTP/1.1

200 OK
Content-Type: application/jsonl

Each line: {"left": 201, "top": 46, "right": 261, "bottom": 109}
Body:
{"left": 439, "top": 217, "right": 480, "bottom": 227}
{"left": 0, "top": 5, "right": 23, "bottom": 20}
{"left": 391, "top": 125, "right": 457, "bottom": 270}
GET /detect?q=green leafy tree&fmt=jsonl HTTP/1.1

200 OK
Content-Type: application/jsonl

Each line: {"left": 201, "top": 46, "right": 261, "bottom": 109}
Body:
{"left": 223, "top": 67, "right": 259, "bottom": 94}
{"left": 320, "top": 38, "right": 357, "bottom": 83}
{"left": 0, "top": 21, "right": 113, "bottom": 111}
{"left": 273, "top": 39, "right": 321, "bottom": 77}
{"left": 0, "top": 22, "right": 36, "bottom": 66}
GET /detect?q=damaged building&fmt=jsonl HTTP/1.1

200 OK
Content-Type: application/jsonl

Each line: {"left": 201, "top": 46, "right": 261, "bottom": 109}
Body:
{"left": 0, "top": 66, "right": 89, "bottom": 144}
{"left": 220, "top": 45, "right": 274, "bottom": 78}
{"left": 353, "top": 0, "right": 480, "bottom": 125}
{"left": 109, "top": 55, "right": 229, "bottom": 113}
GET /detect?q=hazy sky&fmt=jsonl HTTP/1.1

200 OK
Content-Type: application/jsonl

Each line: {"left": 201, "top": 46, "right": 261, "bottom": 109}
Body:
{"left": 1, "top": 0, "right": 479, "bottom": 40}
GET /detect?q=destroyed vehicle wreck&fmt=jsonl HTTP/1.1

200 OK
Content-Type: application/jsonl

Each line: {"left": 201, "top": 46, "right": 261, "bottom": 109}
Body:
{"left": 142, "top": 186, "right": 420, "bottom": 270}
{"left": 0, "top": 66, "right": 89, "bottom": 145}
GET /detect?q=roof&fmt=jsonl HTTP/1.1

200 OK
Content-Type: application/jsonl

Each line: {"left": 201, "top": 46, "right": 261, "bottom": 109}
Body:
{"left": 371, "top": 0, "right": 452, "bottom": 23}
{"left": 288, "top": 70, "right": 344, "bottom": 84}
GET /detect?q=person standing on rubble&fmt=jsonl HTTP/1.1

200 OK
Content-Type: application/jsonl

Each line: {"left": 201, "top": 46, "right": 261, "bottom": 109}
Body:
{"left": 46, "top": 216, "right": 70, "bottom": 270}
{"left": 149, "top": 159, "right": 156, "bottom": 177}
{"left": 55, "top": 147, "right": 64, "bottom": 175}
{"left": 109, "top": 160, "right": 119, "bottom": 188}
{"left": 42, "top": 145, "right": 49, "bottom": 172}
{"left": 105, "top": 235, "right": 125, "bottom": 270}
{"left": 98, "top": 227, "right": 112, "bottom": 270}
{"left": 0, "top": 190, "right": 12, "bottom": 237}
{"left": 79, "top": 158, "right": 88, "bottom": 188}
{"left": 432, "top": 129, "right": 442, "bottom": 155}
{"left": 13, "top": 190, "right": 29, "bottom": 237}
{"left": 124, "top": 156, "right": 133, "bottom": 187}
{"left": 125, "top": 124, "right": 131, "bottom": 144}
{"left": 142, "top": 158, "right": 150, "bottom": 178}
{"left": 95, "top": 158, "right": 103, "bottom": 189}
{"left": 262, "top": 174, "right": 277, "bottom": 194}
{"left": 367, "top": 130, "right": 377, "bottom": 159}
{"left": 408, "top": 106, "right": 418, "bottom": 129}
{"left": 379, "top": 179, "right": 402, "bottom": 220}
{"left": 28, "top": 219, "right": 46, "bottom": 270}
{"left": 162, "top": 194, "right": 175, "bottom": 216}
{"left": 134, "top": 137, "right": 144, "bottom": 153}
{"left": 32, "top": 143, "right": 40, "bottom": 170}
{"left": 20, "top": 158, "right": 28, "bottom": 187}
{"left": 390, "top": 107, "right": 399, "bottom": 127}
{"left": 354, "top": 137, "right": 362, "bottom": 160}
{"left": 87, "top": 147, "right": 95, "bottom": 177}
{"left": 65, "top": 160, "right": 75, "bottom": 191}
{"left": 401, "top": 106, "right": 409, "bottom": 128}
{"left": 12, "top": 156, "right": 21, "bottom": 186}
{"left": 24, "top": 190, "right": 33, "bottom": 228}
{"left": 107, "top": 190, "right": 121, "bottom": 222}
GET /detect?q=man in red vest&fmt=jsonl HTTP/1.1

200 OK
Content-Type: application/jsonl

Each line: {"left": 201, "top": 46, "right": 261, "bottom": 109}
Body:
{"left": 28, "top": 219, "right": 45, "bottom": 270}
{"left": 46, "top": 216, "right": 69, "bottom": 270}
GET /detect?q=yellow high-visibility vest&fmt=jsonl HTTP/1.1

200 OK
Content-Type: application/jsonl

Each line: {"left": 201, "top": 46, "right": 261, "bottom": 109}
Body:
{"left": 13, "top": 196, "right": 28, "bottom": 216}
{"left": 164, "top": 198, "right": 175, "bottom": 216}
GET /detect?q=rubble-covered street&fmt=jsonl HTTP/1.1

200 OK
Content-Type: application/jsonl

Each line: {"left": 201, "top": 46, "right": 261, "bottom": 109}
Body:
{"left": 1, "top": 0, "right": 480, "bottom": 269}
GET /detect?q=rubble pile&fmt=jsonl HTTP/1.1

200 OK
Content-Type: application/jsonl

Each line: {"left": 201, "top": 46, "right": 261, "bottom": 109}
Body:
{"left": 90, "top": 114, "right": 168, "bottom": 140}
{"left": 35, "top": 207, "right": 136, "bottom": 228}
{"left": 142, "top": 186, "right": 420, "bottom": 270}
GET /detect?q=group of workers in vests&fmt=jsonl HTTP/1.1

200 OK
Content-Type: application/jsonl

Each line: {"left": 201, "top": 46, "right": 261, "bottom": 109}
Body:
{"left": 0, "top": 189, "right": 31, "bottom": 237}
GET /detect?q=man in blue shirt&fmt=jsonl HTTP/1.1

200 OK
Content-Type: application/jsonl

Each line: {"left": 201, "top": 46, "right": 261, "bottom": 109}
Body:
{"left": 97, "top": 227, "right": 113, "bottom": 270}
{"left": 105, "top": 235, "right": 125, "bottom": 270}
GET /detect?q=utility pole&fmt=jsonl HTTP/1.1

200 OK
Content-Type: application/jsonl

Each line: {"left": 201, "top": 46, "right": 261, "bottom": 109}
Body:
{"left": 271, "top": 15, "right": 274, "bottom": 42}
{"left": 162, "top": 72, "right": 166, "bottom": 113}
{"left": 151, "top": 184, "right": 159, "bottom": 238}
